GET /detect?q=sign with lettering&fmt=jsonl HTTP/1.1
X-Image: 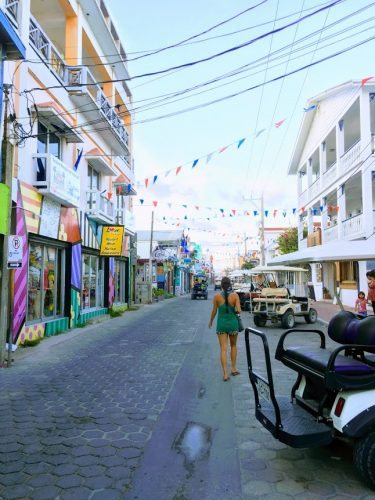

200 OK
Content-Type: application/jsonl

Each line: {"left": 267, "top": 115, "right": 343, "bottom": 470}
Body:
{"left": 100, "top": 226, "right": 124, "bottom": 256}
{"left": 8, "top": 235, "right": 23, "bottom": 268}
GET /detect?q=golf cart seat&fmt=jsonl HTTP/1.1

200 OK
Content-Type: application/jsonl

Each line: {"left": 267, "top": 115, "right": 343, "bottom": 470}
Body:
{"left": 275, "top": 311, "right": 375, "bottom": 391}
{"left": 253, "top": 288, "right": 289, "bottom": 304}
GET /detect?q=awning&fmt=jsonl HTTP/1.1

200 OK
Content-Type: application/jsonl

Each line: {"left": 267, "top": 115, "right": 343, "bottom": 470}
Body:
{"left": 33, "top": 103, "right": 83, "bottom": 143}
{"left": 114, "top": 173, "right": 137, "bottom": 196}
{"left": 85, "top": 148, "right": 117, "bottom": 176}
{"left": 269, "top": 237, "right": 375, "bottom": 265}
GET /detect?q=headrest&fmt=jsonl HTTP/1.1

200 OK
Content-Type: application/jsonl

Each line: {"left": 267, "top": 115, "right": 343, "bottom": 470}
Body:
{"left": 328, "top": 311, "right": 375, "bottom": 345}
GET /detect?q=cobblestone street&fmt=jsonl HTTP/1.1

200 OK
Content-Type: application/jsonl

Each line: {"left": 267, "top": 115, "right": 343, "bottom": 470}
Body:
{"left": 0, "top": 294, "right": 374, "bottom": 499}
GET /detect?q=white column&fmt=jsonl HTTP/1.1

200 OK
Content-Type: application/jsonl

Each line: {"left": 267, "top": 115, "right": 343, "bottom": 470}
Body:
{"left": 321, "top": 198, "right": 328, "bottom": 244}
{"left": 336, "top": 120, "right": 345, "bottom": 168}
{"left": 337, "top": 184, "right": 346, "bottom": 239}
{"left": 307, "top": 159, "right": 312, "bottom": 188}
{"left": 360, "top": 90, "right": 372, "bottom": 159}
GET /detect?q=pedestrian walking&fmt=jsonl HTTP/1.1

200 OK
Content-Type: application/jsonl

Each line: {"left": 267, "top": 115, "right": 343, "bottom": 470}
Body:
{"left": 354, "top": 291, "right": 368, "bottom": 318}
{"left": 366, "top": 269, "right": 375, "bottom": 314}
{"left": 208, "top": 276, "right": 241, "bottom": 381}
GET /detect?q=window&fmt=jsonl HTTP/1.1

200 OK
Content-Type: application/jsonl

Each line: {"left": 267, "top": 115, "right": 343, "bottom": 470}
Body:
{"left": 87, "top": 165, "right": 100, "bottom": 210}
{"left": 115, "top": 193, "right": 125, "bottom": 225}
{"left": 27, "top": 241, "right": 65, "bottom": 322}
{"left": 36, "top": 122, "right": 61, "bottom": 182}
{"left": 81, "top": 254, "right": 104, "bottom": 310}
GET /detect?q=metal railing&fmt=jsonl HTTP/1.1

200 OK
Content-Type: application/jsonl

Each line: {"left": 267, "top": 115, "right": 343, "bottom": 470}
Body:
{"left": 29, "top": 16, "right": 65, "bottom": 81}
{"left": 322, "top": 162, "right": 337, "bottom": 186}
{"left": 5, "top": 0, "right": 19, "bottom": 26}
{"left": 86, "top": 189, "right": 114, "bottom": 220}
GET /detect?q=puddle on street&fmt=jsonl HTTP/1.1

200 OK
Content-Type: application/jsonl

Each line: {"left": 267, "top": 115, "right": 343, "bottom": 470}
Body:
{"left": 173, "top": 421, "right": 212, "bottom": 467}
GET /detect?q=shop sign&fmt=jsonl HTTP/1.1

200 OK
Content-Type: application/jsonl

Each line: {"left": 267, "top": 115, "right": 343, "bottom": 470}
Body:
{"left": 49, "top": 155, "right": 80, "bottom": 207}
{"left": 7, "top": 235, "right": 23, "bottom": 268}
{"left": 100, "top": 226, "right": 124, "bottom": 256}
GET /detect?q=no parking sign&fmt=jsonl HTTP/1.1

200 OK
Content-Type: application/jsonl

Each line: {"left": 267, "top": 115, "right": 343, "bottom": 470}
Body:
{"left": 7, "top": 235, "right": 23, "bottom": 269}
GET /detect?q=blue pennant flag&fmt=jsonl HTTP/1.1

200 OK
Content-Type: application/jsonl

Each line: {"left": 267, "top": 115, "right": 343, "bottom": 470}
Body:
{"left": 253, "top": 210, "right": 258, "bottom": 216}
{"left": 153, "top": 175, "right": 158, "bottom": 184}
{"left": 140, "top": 199, "right": 144, "bottom": 204}
{"left": 220, "top": 208, "right": 224, "bottom": 213}
{"left": 74, "top": 149, "right": 83, "bottom": 171}
{"left": 192, "top": 159, "right": 199, "bottom": 168}
{"left": 264, "top": 210, "right": 269, "bottom": 217}
{"left": 292, "top": 208, "right": 296, "bottom": 214}
{"left": 304, "top": 104, "right": 316, "bottom": 112}
{"left": 237, "top": 138, "right": 246, "bottom": 149}
{"left": 127, "top": 184, "right": 131, "bottom": 193}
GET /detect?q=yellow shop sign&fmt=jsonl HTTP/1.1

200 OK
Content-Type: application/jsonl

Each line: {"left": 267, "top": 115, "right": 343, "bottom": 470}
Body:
{"left": 100, "top": 226, "right": 124, "bottom": 256}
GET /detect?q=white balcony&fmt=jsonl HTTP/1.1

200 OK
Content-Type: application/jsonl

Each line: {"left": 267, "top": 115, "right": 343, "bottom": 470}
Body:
{"left": 299, "top": 189, "right": 308, "bottom": 208}
{"left": 32, "top": 154, "right": 80, "bottom": 207}
{"left": 322, "top": 162, "right": 337, "bottom": 188}
{"left": 5, "top": 0, "right": 20, "bottom": 27}
{"left": 340, "top": 141, "right": 361, "bottom": 176}
{"left": 324, "top": 224, "right": 338, "bottom": 243}
{"left": 342, "top": 213, "right": 364, "bottom": 240}
{"left": 299, "top": 238, "right": 307, "bottom": 250}
{"left": 309, "top": 178, "right": 320, "bottom": 200}
{"left": 86, "top": 189, "right": 114, "bottom": 224}
{"left": 66, "top": 66, "right": 130, "bottom": 155}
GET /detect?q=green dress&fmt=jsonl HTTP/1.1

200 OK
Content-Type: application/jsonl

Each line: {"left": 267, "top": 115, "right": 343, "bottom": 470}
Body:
{"left": 216, "top": 293, "right": 238, "bottom": 334}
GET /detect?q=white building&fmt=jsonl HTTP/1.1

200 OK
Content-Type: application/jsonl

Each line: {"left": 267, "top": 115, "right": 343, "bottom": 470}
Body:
{"left": 2, "top": 0, "right": 136, "bottom": 344}
{"left": 271, "top": 80, "right": 375, "bottom": 306}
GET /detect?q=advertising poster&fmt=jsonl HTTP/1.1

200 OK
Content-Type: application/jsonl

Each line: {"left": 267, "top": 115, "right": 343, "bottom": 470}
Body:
{"left": 100, "top": 226, "right": 124, "bottom": 256}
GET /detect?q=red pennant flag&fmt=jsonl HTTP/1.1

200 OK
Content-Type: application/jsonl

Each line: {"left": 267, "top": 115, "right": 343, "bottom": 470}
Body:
{"left": 145, "top": 178, "right": 149, "bottom": 188}
{"left": 232, "top": 209, "right": 236, "bottom": 215}
{"left": 273, "top": 210, "right": 278, "bottom": 217}
{"left": 361, "top": 76, "right": 373, "bottom": 86}
{"left": 107, "top": 192, "right": 112, "bottom": 200}
{"left": 275, "top": 118, "right": 286, "bottom": 128}
{"left": 219, "top": 145, "right": 229, "bottom": 154}
{"left": 152, "top": 201, "right": 158, "bottom": 207}
{"left": 176, "top": 166, "right": 182, "bottom": 175}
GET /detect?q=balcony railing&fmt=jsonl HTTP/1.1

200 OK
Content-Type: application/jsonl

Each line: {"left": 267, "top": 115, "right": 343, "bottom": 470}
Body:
{"left": 309, "top": 178, "right": 320, "bottom": 200}
{"left": 32, "top": 153, "right": 80, "bottom": 207}
{"left": 324, "top": 224, "right": 338, "bottom": 243}
{"left": 340, "top": 140, "right": 361, "bottom": 176}
{"left": 299, "top": 189, "right": 308, "bottom": 208}
{"left": 86, "top": 189, "right": 114, "bottom": 223}
{"left": 29, "top": 16, "right": 65, "bottom": 82}
{"left": 342, "top": 213, "right": 363, "bottom": 239}
{"left": 5, "top": 0, "right": 19, "bottom": 26}
{"left": 322, "top": 162, "right": 337, "bottom": 187}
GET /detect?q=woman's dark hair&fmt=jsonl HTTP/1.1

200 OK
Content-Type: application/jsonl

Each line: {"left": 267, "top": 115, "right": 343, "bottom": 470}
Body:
{"left": 221, "top": 277, "right": 231, "bottom": 312}
{"left": 366, "top": 269, "right": 375, "bottom": 278}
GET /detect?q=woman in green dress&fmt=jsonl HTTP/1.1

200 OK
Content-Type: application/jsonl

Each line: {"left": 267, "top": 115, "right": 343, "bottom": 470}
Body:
{"left": 208, "top": 276, "right": 242, "bottom": 381}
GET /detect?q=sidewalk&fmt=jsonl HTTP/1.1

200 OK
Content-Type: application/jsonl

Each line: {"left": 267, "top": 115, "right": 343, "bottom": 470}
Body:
{"left": 314, "top": 299, "right": 357, "bottom": 325}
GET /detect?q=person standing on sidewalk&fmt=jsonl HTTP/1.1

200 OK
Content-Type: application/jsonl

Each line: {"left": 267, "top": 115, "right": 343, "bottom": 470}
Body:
{"left": 366, "top": 270, "right": 375, "bottom": 315}
{"left": 208, "top": 276, "right": 241, "bottom": 381}
{"left": 355, "top": 291, "right": 368, "bottom": 318}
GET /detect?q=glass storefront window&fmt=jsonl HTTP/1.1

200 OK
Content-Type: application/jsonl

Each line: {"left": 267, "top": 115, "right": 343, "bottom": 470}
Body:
{"left": 81, "top": 254, "right": 104, "bottom": 310}
{"left": 27, "top": 241, "right": 65, "bottom": 322}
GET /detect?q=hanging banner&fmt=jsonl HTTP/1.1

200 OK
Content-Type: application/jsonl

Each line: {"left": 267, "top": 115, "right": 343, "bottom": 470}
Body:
{"left": 100, "top": 226, "right": 124, "bottom": 256}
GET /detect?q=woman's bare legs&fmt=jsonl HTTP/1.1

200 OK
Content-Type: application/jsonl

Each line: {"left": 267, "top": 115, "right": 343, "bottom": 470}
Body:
{"left": 229, "top": 334, "right": 239, "bottom": 374}
{"left": 217, "top": 333, "right": 229, "bottom": 379}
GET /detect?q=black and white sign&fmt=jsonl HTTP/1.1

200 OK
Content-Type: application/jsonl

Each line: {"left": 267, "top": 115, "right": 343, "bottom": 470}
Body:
{"left": 7, "top": 235, "right": 23, "bottom": 269}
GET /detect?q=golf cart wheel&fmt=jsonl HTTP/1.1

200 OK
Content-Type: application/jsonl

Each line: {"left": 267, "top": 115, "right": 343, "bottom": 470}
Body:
{"left": 305, "top": 307, "right": 318, "bottom": 324}
{"left": 254, "top": 315, "right": 267, "bottom": 327}
{"left": 281, "top": 310, "right": 295, "bottom": 329}
{"left": 353, "top": 431, "right": 375, "bottom": 489}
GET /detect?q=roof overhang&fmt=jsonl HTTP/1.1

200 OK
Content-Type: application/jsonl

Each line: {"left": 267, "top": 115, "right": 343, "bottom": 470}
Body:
{"left": 86, "top": 149, "right": 117, "bottom": 176}
{"left": 33, "top": 103, "right": 83, "bottom": 143}
{"left": 269, "top": 238, "right": 375, "bottom": 265}
{"left": 0, "top": 9, "right": 25, "bottom": 60}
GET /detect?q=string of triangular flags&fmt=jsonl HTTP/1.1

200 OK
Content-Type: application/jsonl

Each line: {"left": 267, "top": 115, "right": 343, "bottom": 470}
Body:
{"left": 115, "top": 76, "right": 373, "bottom": 196}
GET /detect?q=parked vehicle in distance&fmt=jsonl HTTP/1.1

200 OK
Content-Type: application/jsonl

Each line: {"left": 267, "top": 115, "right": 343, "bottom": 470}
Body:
{"left": 191, "top": 274, "right": 208, "bottom": 300}
{"left": 250, "top": 266, "right": 317, "bottom": 328}
{"left": 214, "top": 279, "right": 221, "bottom": 290}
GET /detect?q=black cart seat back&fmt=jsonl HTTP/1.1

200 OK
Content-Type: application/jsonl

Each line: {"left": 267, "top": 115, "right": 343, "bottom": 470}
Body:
{"left": 328, "top": 311, "right": 375, "bottom": 349}
{"left": 275, "top": 312, "right": 375, "bottom": 391}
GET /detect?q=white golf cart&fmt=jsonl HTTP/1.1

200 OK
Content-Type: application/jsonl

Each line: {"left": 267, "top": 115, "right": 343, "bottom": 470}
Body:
{"left": 245, "top": 311, "right": 375, "bottom": 489}
{"left": 250, "top": 265, "right": 318, "bottom": 328}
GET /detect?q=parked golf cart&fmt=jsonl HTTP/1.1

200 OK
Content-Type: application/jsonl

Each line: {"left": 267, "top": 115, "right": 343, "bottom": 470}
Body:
{"left": 245, "top": 310, "right": 375, "bottom": 489}
{"left": 230, "top": 270, "right": 269, "bottom": 311}
{"left": 250, "top": 265, "right": 317, "bottom": 328}
{"left": 191, "top": 274, "right": 208, "bottom": 300}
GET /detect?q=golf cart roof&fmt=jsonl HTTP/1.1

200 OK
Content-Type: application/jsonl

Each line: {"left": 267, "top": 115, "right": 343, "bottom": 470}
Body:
{"left": 251, "top": 265, "right": 308, "bottom": 273}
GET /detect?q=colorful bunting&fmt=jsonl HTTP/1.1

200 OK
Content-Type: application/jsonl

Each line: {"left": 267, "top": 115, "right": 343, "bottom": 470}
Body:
{"left": 145, "top": 179, "right": 149, "bottom": 189}
{"left": 206, "top": 152, "right": 214, "bottom": 163}
{"left": 152, "top": 201, "right": 158, "bottom": 207}
{"left": 361, "top": 76, "right": 373, "bottom": 87}
{"left": 176, "top": 166, "right": 182, "bottom": 175}
{"left": 255, "top": 129, "right": 266, "bottom": 138}
{"left": 219, "top": 146, "right": 229, "bottom": 154}
{"left": 192, "top": 159, "right": 199, "bottom": 168}
{"left": 153, "top": 175, "right": 158, "bottom": 184}
{"left": 237, "top": 138, "right": 245, "bottom": 148}
{"left": 275, "top": 118, "right": 286, "bottom": 128}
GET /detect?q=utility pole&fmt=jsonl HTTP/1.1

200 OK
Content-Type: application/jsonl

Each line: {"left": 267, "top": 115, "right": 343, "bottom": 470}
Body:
{"left": 242, "top": 192, "right": 265, "bottom": 266}
{"left": 0, "top": 86, "right": 13, "bottom": 367}
{"left": 148, "top": 210, "right": 154, "bottom": 303}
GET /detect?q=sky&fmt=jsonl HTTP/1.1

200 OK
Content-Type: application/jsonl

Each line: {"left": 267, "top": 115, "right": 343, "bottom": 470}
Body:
{"left": 107, "top": 0, "right": 375, "bottom": 270}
